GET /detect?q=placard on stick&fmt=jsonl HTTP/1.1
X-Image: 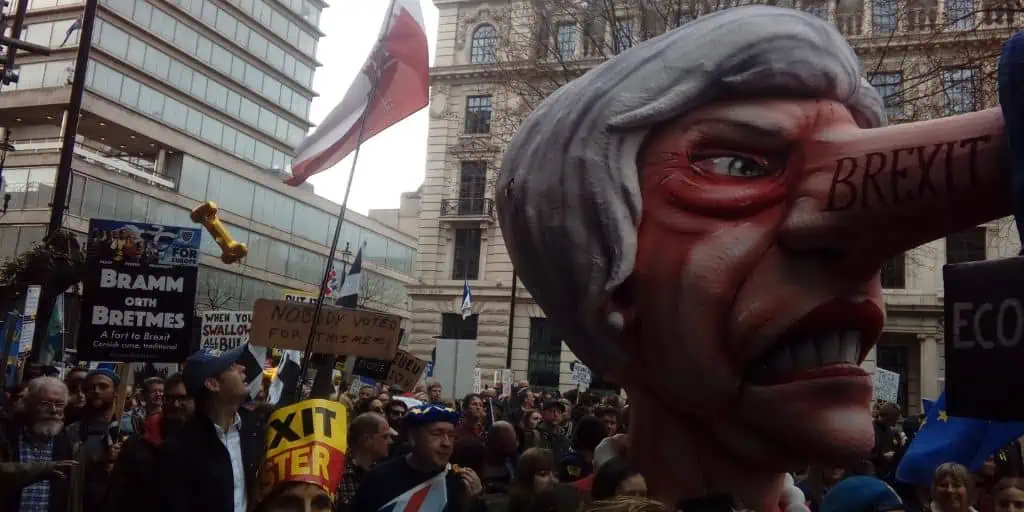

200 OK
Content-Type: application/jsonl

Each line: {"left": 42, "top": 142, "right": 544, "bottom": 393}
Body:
{"left": 384, "top": 350, "right": 427, "bottom": 391}
{"left": 249, "top": 299, "right": 400, "bottom": 360}
{"left": 944, "top": 257, "right": 1024, "bottom": 421}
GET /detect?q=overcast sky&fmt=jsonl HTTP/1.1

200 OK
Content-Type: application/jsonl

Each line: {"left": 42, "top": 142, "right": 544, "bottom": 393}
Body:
{"left": 305, "top": 1, "right": 441, "bottom": 215}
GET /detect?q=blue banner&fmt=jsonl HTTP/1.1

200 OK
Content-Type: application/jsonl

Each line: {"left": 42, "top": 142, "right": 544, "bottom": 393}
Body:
{"left": 87, "top": 219, "right": 201, "bottom": 267}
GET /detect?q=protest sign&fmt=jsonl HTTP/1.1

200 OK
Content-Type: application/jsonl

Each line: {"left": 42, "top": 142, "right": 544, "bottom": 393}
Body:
{"left": 201, "top": 311, "right": 252, "bottom": 353}
{"left": 283, "top": 289, "right": 321, "bottom": 305}
{"left": 18, "top": 285, "right": 40, "bottom": 355}
{"left": 384, "top": 350, "right": 427, "bottom": 391}
{"left": 78, "top": 219, "right": 200, "bottom": 362}
{"left": 348, "top": 376, "right": 375, "bottom": 396}
{"left": 944, "top": 257, "right": 1024, "bottom": 420}
{"left": 873, "top": 367, "right": 900, "bottom": 404}
{"left": 572, "top": 362, "right": 592, "bottom": 389}
{"left": 262, "top": 399, "right": 347, "bottom": 496}
{"left": 352, "top": 357, "right": 390, "bottom": 381}
{"left": 249, "top": 299, "right": 400, "bottom": 359}
{"left": 473, "top": 368, "right": 482, "bottom": 393}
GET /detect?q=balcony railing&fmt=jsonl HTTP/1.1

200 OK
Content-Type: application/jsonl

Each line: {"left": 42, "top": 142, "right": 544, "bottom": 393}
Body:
{"left": 440, "top": 197, "right": 495, "bottom": 219}
{"left": 12, "top": 137, "right": 174, "bottom": 189}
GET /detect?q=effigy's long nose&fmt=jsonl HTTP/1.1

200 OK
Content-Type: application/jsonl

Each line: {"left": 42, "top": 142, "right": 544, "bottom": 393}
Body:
{"left": 779, "top": 107, "right": 1012, "bottom": 275}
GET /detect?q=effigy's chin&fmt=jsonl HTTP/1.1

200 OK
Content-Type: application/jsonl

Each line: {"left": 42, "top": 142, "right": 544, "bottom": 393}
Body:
{"left": 735, "top": 376, "right": 876, "bottom": 465}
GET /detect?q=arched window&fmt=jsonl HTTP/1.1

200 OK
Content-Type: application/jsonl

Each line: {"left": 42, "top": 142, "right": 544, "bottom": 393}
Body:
{"left": 470, "top": 24, "right": 497, "bottom": 64}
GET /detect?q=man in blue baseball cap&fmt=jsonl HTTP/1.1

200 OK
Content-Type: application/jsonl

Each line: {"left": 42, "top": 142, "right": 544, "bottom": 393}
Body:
{"left": 352, "top": 404, "right": 483, "bottom": 511}
{"left": 155, "top": 346, "right": 265, "bottom": 512}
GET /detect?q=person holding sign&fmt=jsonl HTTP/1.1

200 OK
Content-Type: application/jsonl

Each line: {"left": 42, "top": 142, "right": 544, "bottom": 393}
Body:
{"left": 157, "top": 347, "right": 265, "bottom": 512}
{"left": 351, "top": 404, "right": 484, "bottom": 511}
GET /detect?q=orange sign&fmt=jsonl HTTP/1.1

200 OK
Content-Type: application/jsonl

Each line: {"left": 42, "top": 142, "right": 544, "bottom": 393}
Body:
{"left": 261, "top": 399, "right": 348, "bottom": 497}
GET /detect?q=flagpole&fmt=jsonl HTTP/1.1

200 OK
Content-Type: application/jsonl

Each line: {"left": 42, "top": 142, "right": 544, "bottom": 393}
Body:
{"left": 504, "top": 269, "right": 516, "bottom": 368}
{"left": 295, "top": 0, "right": 398, "bottom": 400}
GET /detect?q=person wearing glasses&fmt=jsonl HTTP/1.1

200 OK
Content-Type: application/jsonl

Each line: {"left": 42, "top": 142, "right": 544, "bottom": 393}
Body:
{"left": 0, "top": 376, "right": 79, "bottom": 512}
{"left": 105, "top": 372, "right": 194, "bottom": 512}
{"left": 336, "top": 413, "right": 398, "bottom": 511}
{"left": 351, "top": 404, "right": 484, "bottom": 511}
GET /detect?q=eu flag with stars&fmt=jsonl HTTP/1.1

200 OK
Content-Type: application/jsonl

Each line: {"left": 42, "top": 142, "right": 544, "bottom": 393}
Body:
{"left": 896, "top": 392, "right": 1024, "bottom": 486}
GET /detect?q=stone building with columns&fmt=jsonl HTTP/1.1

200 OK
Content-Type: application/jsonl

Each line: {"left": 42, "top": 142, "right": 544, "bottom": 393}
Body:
{"left": 405, "top": 0, "right": 1015, "bottom": 407}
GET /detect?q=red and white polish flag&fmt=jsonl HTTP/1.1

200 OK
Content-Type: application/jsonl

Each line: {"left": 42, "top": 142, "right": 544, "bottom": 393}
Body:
{"left": 285, "top": 0, "right": 429, "bottom": 186}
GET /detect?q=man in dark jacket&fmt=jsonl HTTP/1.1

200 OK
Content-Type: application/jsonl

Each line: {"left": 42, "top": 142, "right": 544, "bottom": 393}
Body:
{"left": 157, "top": 347, "right": 265, "bottom": 512}
{"left": 0, "top": 376, "right": 78, "bottom": 512}
{"left": 106, "top": 372, "right": 194, "bottom": 512}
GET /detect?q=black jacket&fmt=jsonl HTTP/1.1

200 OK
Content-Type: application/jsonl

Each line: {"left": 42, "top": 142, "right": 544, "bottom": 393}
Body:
{"left": 0, "top": 417, "right": 77, "bottom": 512}
{"left": 157, "top": 408, "right": 264, "bottom": 512}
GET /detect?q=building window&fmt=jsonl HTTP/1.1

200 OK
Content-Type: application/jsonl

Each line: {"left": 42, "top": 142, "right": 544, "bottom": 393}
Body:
{"left": 614, "top": 20, "right": 634, "bottom": 54}
{"left": 470, "top": 24, "right": 497, "bottom": 64}
{"left": 556, "top": 22, "right": 578, "bottom": 60}
{"left": 872, "top": 0, "right": 897, "bottom": 33}
{"left": 946, "top": 227, "right": 986, "bottom": 264}
{"left": 945, "top": 0, "right": 975, "bottom": 29}
{"left": 801, "top": 0, "right": 826, "bottom": 18}
{"left": 528, "top": 317, "right": 562, "bottom": 390}
{"left": 880, "top": 253, "right": 906, "bottom": 289}
{"left": 452, "top": 228, "right": 482, "bottom": 280}
{"left": 869, "top": 72, "right": 904, "bottom": 120}
{"left": 441, "top": 313, "right": 478, "bottom": 340}
{"left": 464, "top": 95, "right": 492, "bottom": 135}
{"left": 458, "top": 161, "right": 487, "bottom": 214}
{"left": 943, "top": 67, "right": 980, "bottom": 115}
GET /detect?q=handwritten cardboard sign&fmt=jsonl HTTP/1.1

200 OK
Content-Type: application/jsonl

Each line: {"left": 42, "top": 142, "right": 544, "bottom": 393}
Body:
{"left": 873, "top": 367, "right": 901, "bottom": 404}
{"left": 384, "top": 350, "right": 427, "bottom": 391}
{"left": 249, "top": 299, "right": 400, "bottom": 359}
{"left": 200, "top": 310, "right": 251, "bottom": 353}
{"left": 261, "top": 399, "right": 347, "bottom": 497}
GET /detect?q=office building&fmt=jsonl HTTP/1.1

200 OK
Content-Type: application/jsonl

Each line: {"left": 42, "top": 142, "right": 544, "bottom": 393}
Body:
{"left": 0, "top": 0, "right": 418, "bottom": 347}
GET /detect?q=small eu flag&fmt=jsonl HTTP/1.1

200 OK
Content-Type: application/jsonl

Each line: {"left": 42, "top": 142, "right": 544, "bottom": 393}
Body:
{"left": 896, "top": 392, "right": 1024, "bottom": 486}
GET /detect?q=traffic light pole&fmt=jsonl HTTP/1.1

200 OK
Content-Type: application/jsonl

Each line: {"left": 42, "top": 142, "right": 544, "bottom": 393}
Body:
{"left": 3, "top": 0, "right": 32, "bottom": 72}
{"left": 28, "top": 0, "right": 96, "bottom": 363}
{"left": 47, "top": 0, "right": 97, "bottom": 237}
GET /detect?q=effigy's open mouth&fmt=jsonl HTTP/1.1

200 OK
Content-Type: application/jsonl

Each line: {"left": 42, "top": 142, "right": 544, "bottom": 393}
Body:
{"left": 744, "top": 299, "right": 885, "bottom": 386}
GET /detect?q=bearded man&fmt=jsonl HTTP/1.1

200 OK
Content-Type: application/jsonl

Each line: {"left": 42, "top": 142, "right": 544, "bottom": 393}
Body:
{"left": 496, "top": 5, "right": 1012, "bottom": 510}
{"left": 0, "top": 376, "right": 79, "bottom": 512}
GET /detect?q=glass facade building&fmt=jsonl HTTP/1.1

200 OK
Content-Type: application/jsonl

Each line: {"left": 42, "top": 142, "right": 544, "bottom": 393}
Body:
{"left": 0, "top": 0, "right": 417, "bottom": 324}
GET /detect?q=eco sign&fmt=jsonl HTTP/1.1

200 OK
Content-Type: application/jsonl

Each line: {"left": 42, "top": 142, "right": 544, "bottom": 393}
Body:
{"left": 201, "top": 311, "right": 252, "bottom": 353}
{"left": 944, "top": 257, "right": 1024, "bottom": 421}
{"left": 262, "top": 399, "right": 347, "bottom": 496}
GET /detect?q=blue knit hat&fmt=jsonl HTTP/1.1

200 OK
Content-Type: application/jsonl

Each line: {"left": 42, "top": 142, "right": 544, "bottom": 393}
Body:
{"left": 86, "top": 368, "right": 120, "bottom": 386}
{"left": 820, "top": 476, "right": 904, "bottom": 512}
{"left": 403, "top": 404, "right": 458, "bottom": 428}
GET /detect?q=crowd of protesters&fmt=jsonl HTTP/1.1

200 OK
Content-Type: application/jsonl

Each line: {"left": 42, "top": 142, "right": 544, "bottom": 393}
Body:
{"left": 3, "top": 357, "right": 1024, "bottom": 512}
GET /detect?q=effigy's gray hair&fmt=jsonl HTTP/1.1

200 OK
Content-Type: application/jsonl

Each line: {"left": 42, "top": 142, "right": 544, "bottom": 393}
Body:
{"left": 495, "top": 6, "right": 886, "bottom": 375}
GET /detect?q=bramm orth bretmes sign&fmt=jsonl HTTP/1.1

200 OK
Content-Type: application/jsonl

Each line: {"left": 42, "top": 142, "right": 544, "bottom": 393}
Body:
{"left": 944, "top": 256, "right": 1024, "bottom": 421}
{"left": 78, "top": 219, "right": 200, "bottom": 362}
{"left": 249, "top": 299, "right": 400, "bottom": 360}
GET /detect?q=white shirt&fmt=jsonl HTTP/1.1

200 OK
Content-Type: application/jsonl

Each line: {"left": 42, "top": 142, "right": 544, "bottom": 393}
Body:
{"left": 213, "top": 414, "right": 247, "bottom": 512}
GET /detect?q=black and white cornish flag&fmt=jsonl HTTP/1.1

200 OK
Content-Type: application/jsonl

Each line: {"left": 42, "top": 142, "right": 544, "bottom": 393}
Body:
{"left": 335, "top": 243, "right": 364, "bottom": 308}
{"left": 268, "top": 349, "right": 302, "bottom": 405}
{"left": 238, "top": 343, "right": 267, "bottom": 401}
